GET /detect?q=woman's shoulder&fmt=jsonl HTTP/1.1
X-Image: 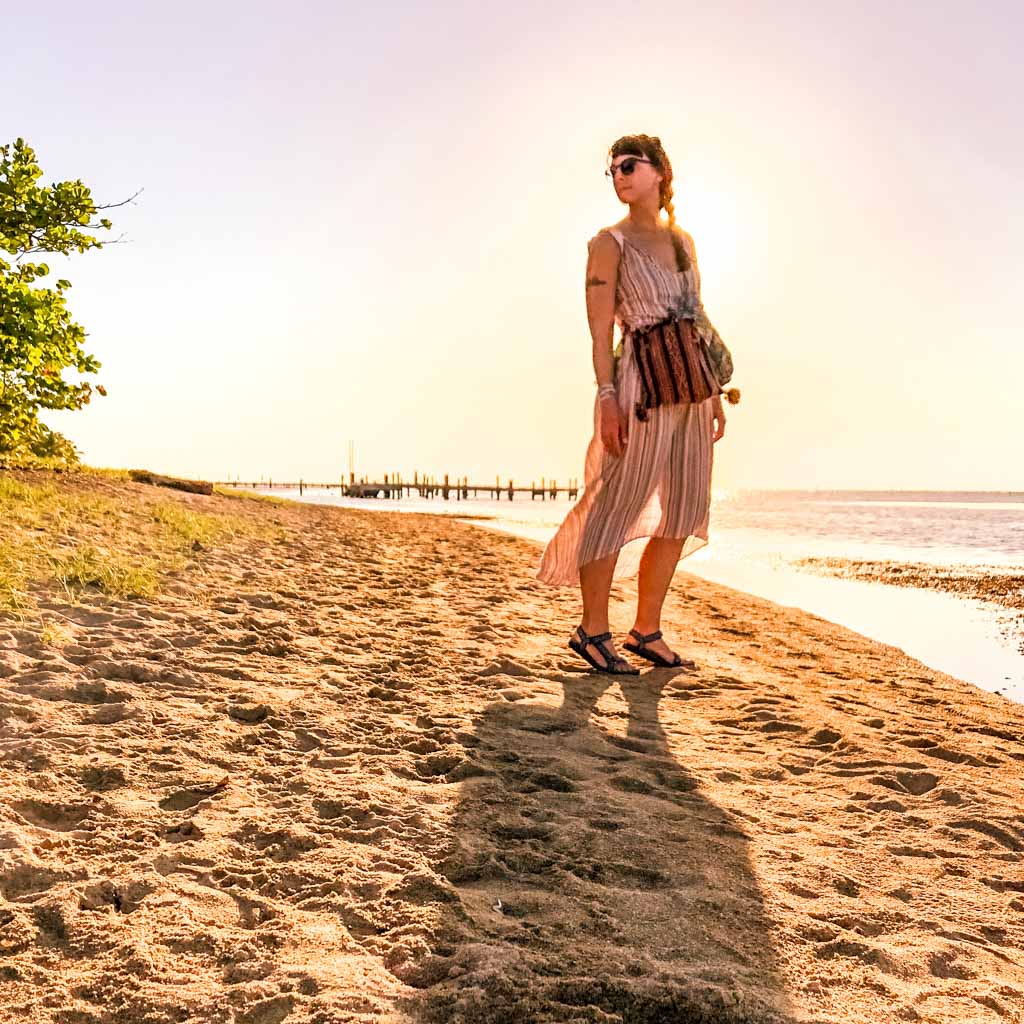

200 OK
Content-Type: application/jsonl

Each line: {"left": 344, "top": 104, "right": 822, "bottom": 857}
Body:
{"left": 594, "top": 219, "right": 692, "bottom": 248}
{"left": 588, "top": 225, "right": 625, "bottom": 250}
{"left": 670, "top": 223, "right": 697, "bottom": 257}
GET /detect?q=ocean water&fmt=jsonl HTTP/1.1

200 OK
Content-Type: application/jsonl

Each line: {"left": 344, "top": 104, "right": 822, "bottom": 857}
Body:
{"left": 253, "top": 486, "right": 1024, "bottom": 704}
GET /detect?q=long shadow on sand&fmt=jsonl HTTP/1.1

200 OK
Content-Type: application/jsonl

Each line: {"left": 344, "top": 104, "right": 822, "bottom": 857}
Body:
{"left": 406, "top": 668, "right": 808, "bottom": 1023}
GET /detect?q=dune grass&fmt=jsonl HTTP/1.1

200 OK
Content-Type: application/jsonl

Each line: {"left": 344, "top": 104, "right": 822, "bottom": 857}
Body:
{"left": 51, "top": 543, "right": 162, "bottom": 601}
{"left": 152, "top": 500, "right": 243, "bottom": 550}
{"left": 78, "top": 465, "right": 133, "bottom": 482}
{"left": 0, "top": 469, "right": 282, "bottom": 619}
{"left": 214, "top": 484, "right": 292, "bottom": 506}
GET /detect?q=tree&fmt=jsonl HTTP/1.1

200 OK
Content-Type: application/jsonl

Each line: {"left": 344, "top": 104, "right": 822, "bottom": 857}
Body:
{"left": 0, "top": 137, "right": 134, "bottom": 466}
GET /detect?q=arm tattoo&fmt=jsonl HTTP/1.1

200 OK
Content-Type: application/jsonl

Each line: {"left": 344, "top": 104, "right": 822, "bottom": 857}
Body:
{"left": 585, "top": 275, "right": 608, "bottom": 288}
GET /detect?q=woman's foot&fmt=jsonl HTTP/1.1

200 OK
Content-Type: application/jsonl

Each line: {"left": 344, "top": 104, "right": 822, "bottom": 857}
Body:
{"left": 624, "top": 625, "right": 695, "bottom": 668}
{"left": 568, "top": 624, "right": 638, "bottom": 674}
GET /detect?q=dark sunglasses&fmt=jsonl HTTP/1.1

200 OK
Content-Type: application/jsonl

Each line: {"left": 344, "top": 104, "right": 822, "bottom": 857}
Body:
{"left": 605, "top": 156, "right": 653, "bottom": 179}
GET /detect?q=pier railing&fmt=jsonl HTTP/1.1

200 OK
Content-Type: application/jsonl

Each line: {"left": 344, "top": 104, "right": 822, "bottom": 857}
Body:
{"left": 213, "top": 473, "right": 579, "bottom": 501}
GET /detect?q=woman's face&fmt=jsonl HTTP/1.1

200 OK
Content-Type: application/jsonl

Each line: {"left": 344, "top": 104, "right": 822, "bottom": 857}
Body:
{"left": 608, "top": 152, "right": 662, "bottom": 205}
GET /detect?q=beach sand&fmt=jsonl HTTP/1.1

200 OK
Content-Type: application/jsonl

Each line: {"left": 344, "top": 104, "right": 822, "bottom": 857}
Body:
{"left": 1, "top": 471, "right": 1022, "bottom": 1023}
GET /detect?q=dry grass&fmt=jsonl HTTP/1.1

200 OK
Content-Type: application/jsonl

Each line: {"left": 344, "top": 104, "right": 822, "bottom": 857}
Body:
{"left": 77, "top": 465, "right": 134, "bottom": 482}
{"left": 37, "top": 619, "right": 74, "bottom": 646}
{"left": 51, "top": 543, "right": 162, "bottom": 601}
{"left": 0, "top": 467, "right": 280, "bottom": 619}
{"left": 214, "top": 484, "right": 292, "bottom": 506}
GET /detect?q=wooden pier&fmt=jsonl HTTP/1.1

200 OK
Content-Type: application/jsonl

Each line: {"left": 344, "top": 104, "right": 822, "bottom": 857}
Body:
{"left": 214, "top": 472, "right": 579, "bottom": 501}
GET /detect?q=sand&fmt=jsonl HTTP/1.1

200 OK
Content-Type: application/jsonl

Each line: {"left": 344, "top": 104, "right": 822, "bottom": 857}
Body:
{"left": 1, "top": 471, "right": 1023, "bottom": 1023}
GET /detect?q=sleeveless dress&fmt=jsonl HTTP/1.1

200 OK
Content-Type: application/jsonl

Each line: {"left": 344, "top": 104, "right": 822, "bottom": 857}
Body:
{"left": 536, "top": 226, "right": 716, "bottom": 587}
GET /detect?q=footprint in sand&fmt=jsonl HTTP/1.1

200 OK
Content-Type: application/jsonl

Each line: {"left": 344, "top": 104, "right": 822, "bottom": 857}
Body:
{"left": 413, "top": 752, "right": 471, "bottom": 780}
{"left": 233, "top": 993, "right": 296, "bottom": 1024}
{"left": 863, "top": 797, "right": 907, "bottom": 813}
{"left": 724, "top": 703, "right": 807, "bottom": 735}
{"left": 28, "top": 678, "right": 131, "bottom": 705}
{"left": 78, "top": 878, "right": 154, "bottom": 914}
{"left": 608, "top": 773, "right": 658, "bottom": 796}
{"left": 12, "top": 799, "right": 93, "bottom": 832}
{"left": 473, "top": 648, "right": 533, "bottom": 673}
{"left": 89, "top": 702, "right": 132, "bottom": 725}
{"left": 291, "top": 727, "right": 323, "bottom": 751}
{"left": 86, "top": 659, "right": 163, "bottom": 683}
{"left": 604, "top": 734, "right": 654, "bottom": 755}
{"left": 0, "top": 907, "right": 33, "bottom": 955}
{"left": 385, "top": 869, "right": 461, "bottom": 906}
{"left": 80, "top": 763, "right": 127, "bottom": 790}
{"left": 945, "top": 818, "right": 1023, "bottom": 852}
{"left": 898, "top": 736, "right": 997, "bottom": 768}
{"left": 158, "top": 778, "right": 229, "bottom": 811}
{"left": 604, "top": 861, "right": 675, "bottom": 889}
{"left": 162, "top": 820, "right": 204, "bottom": 842}
{"left": 895, "top": 770, "right": 940, "bottom": 795}
{"left": 868, "top": 770, "right": 940, "bottom": 796}
{"left": 588, "top": 817, "right": 624, "bottom": 832}
{"left": 831, "top": 874, "right": 862, "bottom": 897}
{"left": 803, "top": 727, "right": 844, "bottom": 748}
{"left": 401, "top": 736, "right": 442, "bottom": 755}
{"left": 227, "top": 702, "right": 271, "bottom": 723}
{"left": 502, "top": 767, "right": 578, "bottom": 794}
{"left": 812, "top": 936, "right": 903, "bottom": 977}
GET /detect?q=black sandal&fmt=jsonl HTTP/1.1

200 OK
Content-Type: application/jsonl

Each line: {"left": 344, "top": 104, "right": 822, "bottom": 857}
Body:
{"left": 622, "top": 628, "right": 692, "bottom": 668}
{"left": 568, "top": 625, "right": 639, "bottom": 675}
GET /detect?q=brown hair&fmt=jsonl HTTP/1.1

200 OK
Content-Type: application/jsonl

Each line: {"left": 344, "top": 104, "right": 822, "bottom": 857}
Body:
{"left": 609, "top": 134, "right": 690, "bottom": 272}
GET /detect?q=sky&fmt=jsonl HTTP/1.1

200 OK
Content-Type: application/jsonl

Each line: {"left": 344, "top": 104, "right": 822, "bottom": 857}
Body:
{"left": 5, "top": 0, "right": 1021, "bottom": 491}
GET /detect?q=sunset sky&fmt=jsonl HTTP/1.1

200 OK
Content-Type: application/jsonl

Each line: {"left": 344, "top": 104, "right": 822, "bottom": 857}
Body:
{"left": 9, "top": 0, "right": 1021, "bottom": 491}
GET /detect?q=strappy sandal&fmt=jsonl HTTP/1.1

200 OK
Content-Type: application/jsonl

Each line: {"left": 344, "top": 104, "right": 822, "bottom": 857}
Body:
{"left": 622, "top": 628, "right": 692, "bottom": 668}
{"left": 568, "top": 625, "right": 639, "bottom": 675}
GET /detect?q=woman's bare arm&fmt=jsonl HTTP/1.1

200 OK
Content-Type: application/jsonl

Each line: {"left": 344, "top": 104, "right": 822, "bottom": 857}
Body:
{"left": 584, "top": 230, "right": 620, "bottom": 388}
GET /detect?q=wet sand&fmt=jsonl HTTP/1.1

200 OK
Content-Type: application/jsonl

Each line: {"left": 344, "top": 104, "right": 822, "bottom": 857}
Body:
{"left": 795, "top": 558, "right": 1024, "bottom": 654}
{"left": 1, "top": 471, "right": 1023, "bottom": 1023}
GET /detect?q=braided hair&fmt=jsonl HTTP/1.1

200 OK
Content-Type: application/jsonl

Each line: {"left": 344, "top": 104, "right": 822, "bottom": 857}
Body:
{"left": 608, "top": 134, "right": 690, "bottom": 272}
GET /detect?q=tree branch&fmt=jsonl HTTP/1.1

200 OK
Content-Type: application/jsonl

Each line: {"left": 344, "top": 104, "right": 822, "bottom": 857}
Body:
{"left": 93, "top": 187, "right": 144, "bottom": 211}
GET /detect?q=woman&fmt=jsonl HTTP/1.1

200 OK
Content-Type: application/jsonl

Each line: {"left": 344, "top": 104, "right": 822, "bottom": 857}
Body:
{"left": 536, "top": 134, "right": 728, "bottom": 675}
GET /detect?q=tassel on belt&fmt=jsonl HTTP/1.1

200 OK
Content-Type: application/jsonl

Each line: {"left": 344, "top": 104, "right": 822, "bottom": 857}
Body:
{"left": 628, "top": 312, "right": 719, "bottom": 422}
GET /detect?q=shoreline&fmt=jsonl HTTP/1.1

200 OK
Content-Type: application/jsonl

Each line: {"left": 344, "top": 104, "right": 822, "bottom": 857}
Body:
{"left": 245, "top": 488, "right": 1024, "bottom": 704}
{"left": 454, "top": 514, "right": 1024, "bottom": 707}
{"left": 2, "top": 471, "right": 1023, "bottom": 1022}
{"left": 794, "top": 558, "right": 1024, "bottom": 652}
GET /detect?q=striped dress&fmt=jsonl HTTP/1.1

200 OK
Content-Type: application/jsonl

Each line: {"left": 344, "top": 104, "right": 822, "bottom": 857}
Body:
{"left": 536, "top": 225, "right": 716, "bottom": 587}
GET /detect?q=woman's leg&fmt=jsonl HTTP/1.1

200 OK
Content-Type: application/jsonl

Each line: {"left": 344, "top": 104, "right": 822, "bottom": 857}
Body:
{"left": 630, "top": 399, "right": 715, "bottom": 661}
{"left": 630, "top": 537, "right": 686, "bottom": 662}
{"left": 572, "top": 409, "right": 673, "bottom": 668}
{"left": 572, "top": 549, "right": 622, "bottom": 669}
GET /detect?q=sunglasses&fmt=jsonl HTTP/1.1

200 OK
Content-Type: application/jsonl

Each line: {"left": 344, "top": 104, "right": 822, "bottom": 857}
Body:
{"left": 605, "top": 156, "right": 653, "bottom": 179}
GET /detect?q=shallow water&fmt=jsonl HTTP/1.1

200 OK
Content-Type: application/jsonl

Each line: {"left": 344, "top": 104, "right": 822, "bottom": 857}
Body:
{"left": 254, "top": 486, "right": 1024, "bottom": 704}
